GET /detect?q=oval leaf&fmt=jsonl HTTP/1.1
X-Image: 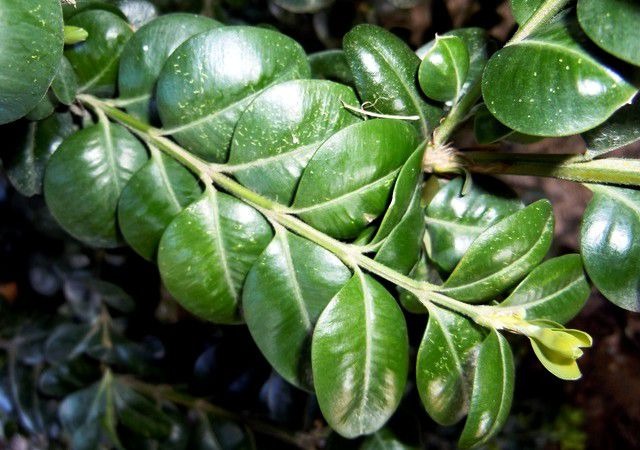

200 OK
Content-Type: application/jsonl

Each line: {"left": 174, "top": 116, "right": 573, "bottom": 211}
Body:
{"left": 65, "top": 10, "right": 133, "bottom": 96}
{"left": 0, "top": 0, "right": 64, "bottom": 125}
{"left": 416, "top": 305, "right": 483, "bottom": 426}
{"left": 418, "top": 35, "right": 469, "bottom": 102}
{"left": 425, "top": 177, "right": 523, "bottom": 273}
{"left": 156, "top": 26, "right": 311, "bottom": 162}
{"left": 243, "top": 229, "right": 351, "bottom": 390}
{"left": 499, "top": 254, "right": 590, "bottom": 323}
{"left": 51, "top": 56, "right": 79, "bottom": 106}
{"left": 292, "top": 119, "right": 419, "bottom": 239}
{"left": 118, "top": 13, "right": 222, "bottom": 122}
{"left": 344, "top": 24, "right": 442, "bottom": 137}
{"left": 582, "top": 99, "right": 640, "bottom": 159}
{"left": 118, "top": 150, "right": 202, "bottom": 260}
{"left": 482, "top": 18, "right": 637, "bottom": 136}
{"left": 308, "top": 49, "right": 354, "bottom": 86}
{"left": 458, "top": 330, "right": 514, "bottom": 449}
{"left": 44, "top": 122, "right": 148, "bottom": 247}
{"left": 581, "top": 185, "right": 640, "bottom": 312}
{"left": 312, "top": 272, "right": 409, "bottom": 438}
{"left": 157, "top": 188, "right": 273, "bottom": 323}
{"left": 441, "top": 200, "right": 554, "bottom": 302}
{"left": 228, "top": 79, "right": 360, "bottom": 204}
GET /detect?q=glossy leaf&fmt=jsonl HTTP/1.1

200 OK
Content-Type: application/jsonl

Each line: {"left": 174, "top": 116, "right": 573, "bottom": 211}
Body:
{"left": 458, "top": 330, "right": 514, "bottom": 449}
{"left": 228, "top": 79, "right": 360, "bottom": 204}
{"left": 442, "top": 200, "right": 554, "bottom": 302}
{"left": 581, "top": 185, "right": 640, "bottom": 312}
{"left": 582, "top": 99, "right": 640, "bottom": 159}
{"left": 0, "top": 0, "right": 64, "bottom": 125}
{"left": 308, "top": 50, "right": 354, "bottom": 86}
{"left": 157, "top": 188, "right": 273, "bottom": 323}
{"left": 418, "top": 35, "right": 469, "bottom": 102}
{"left": 62, "top": 0, "right": 126, "bottom": 20}
{"left": 112, "top": 383, "right": 173, "bottom": 439}
{"left": 191, "top": 411, "right": 255, "bottom": 450}
{"left": 578, "top": 0, "right": 640, "bottom": 66}
{"left": 156, "top": 26, "right": 310, "bottom": 162}
{"left": 425, "top": 177, "right": 523, "bottom": 273}
{"left": 360, "top": 428, "right": 418, "bottom": 450}
{"left": 293, "top": 119, "right": 419, "bottom": 239}
{"left": 118, "top": 150, "right": 202, "bottom": 260}
{"left": 2, "top": 113, "right": 75, "bottom": 197}
{"left": 273, "top": 0, "right": 333, "bottom": 13}
{"left": 243, "top": 229, "right": 351, "bottom": 390}
{"left": 482, "top": 18, "right": 637, "bottom": 136}
{"left": 116, "top": 0, "right": 158, "bottom": 29}
{"left": 499, "top": 254, "right": 590, "bottom": 324}
{"left": 65, "top": 10, "right": 133, "bottom": 96}
{"left": 416, "top": 306, "right": 483, "bottom": 426}
{"left": 44, "top": 122, "right": 148, "bottom": 247}
{"left": 510, "top": 0, "right": 544, "bottom": 25}
{"left": 312, "top": 273, "right": 409, "bottom": 438}
{"left": 51, "top": 57, "right": 79, "bottom": 105}
{"left": 344, "top": 24, "right": 441, "bottom": 137}
{"left": 118, "top": 13, "right": 222, "bottom": 121}
{"left": 473, "top": 105, "right": 539, "bottom": 144}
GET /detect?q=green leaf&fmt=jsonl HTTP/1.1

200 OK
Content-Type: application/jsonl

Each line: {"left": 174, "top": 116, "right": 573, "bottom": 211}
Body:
{"left": 0, "top": 0, "right": 64, "bottom": 125}
{"left": 292, "top": 119, "right": 419, "bottom": 239}
{"left": 418, "top": 35, "right": 469, "bottom": 102}
{"left": 25, "top": 92, "right": 56, "bottom": 122}
{"left": 308, "top": 50, "right": 354, "bottom": 86}
{"left": 157, "top": 188, "right": 273, "bottom": 323}
{"left": 442, "top": 200, "right": 554, "bottom": 302}
{"left": 425, "top": 177, "right": 523, "bottom": 273}
{"left": 578, "top": 0, "right": 640, "bottom": 66}
{"left": 371, "top": 145, "right": 425, "bottom": 245}
{"left": 118, "top": 150, "right": 202, "bottom": 260}
{"left": 482, "top": 17, "right": 637, "bottom": 137}
{"left": 156, "top": 26, "right": 310, "bottom": 162}
{"left": 416, "top": 305, "right": 483, "bottom": 426}
{"left": 116, "top": 0, "right": 158, "bottom": 29}
{"left": 312, "top": 272, "right": 409, "bottom": 438}
{"left": 228, "top": 79, "right": 360, "bottom": 205}
{"left": 344, "top": 24, "right": 442, "bottom": 137}
{"left": 499, "top": 254, "right": 590, "bottom": 324}
{"left": 580, "top": 185, "right": 640, "bottom": 312}
{"left": 458, "top": 330, "right": 514, "bottom": 449}
{"left": 51, "top": 56, "right": 79, "bottom": 105}
{"left": 243, "top": 229, "right": 351, "bottom": 390}
{"left": 473, "top": 105, "right": 540, "bottom": 144}
{"left": 65, "top": 10, "right": 133, "bottom": 96}
{"left": 272, "top": 0, "right": 333, "bottom": 13}
{"left": 112, "top": 383, "right": 173, "bottom": 439}
{"left": 398, "top": 254, "right": 441, "bottom": 314}
{"left": 191, "top": 412, "right": 254, "bottom": 450}
{"left": 510, "top": 0, "right": 544, "bottom": 25}
{"left": 62, "top": 0, "right": 127, "bottom": 20}
{"left": 360, "top": 428, "right": 418, "bottom": 450}
{"left": 582, "top": 99, "right": 640, "bottom": 159}
{"left": 1, "top": 113, "right": 75, "bottom": 197}
{"left": 64, "top": 25, "right": 89, "bottom": 45}
{"left": 44, "top": 122, "right": 148, "bottom": 247}
{"left": 118, "top": 13, "right": 222, "bottom": 122}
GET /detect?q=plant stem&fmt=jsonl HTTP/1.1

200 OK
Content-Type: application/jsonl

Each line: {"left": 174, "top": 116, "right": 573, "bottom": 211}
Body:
{"left": 508, "top": 0, "right": 570, "bottom": 45}
{"left": 461, "top": 151, "right": 640, "bottom": 186}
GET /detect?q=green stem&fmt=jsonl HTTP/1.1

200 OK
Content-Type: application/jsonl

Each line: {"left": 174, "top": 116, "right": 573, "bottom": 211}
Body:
{"left": 462, "top": 151, "right": 640, "bottom": 186}
{"left": 508, "top": 0, "right": 570, "bottom": 45}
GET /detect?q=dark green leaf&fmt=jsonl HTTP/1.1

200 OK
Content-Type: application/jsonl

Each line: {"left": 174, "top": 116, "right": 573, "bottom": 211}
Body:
{"left": 65, "top": 10, "right": 133, "bottom": 96}
{"left": 191, "top": 411, "right": 254, "bottom": 450}
{"left": 416, "top": 306, "right": 483, "bottom": 426}
{"left": 482, "top": 17, "right": 637, "bottom": 136}
{"left": 499, "top": 254, "right": 589, "bottom": 323}
{"left": 360, "top": 428, "right": 418, "bottom": 450}
{"left": 581, "top": 185, "right": 640, "bottom": 312}
{"left": 418, "top": 35, "right": 469, "bottom": 102}
{"left": 39, "top": 357, "right": 101, "bottom": 397}
{"left": 312, "top": 272, "right": 409, "bottom": 438}
{"left": 156, "top": 26, "right": 310, "bottom": 162}
{"left": 0, "top": 0, "right": 64, "bottom": 125}
{"left": 118, "top": 13, "right": 222, "bottom": 122}
{"left": 157, "top": 188, "right": 273, "bottom": 323}
{"left": 582, "top": 99, "right": 640, "bottom": 159}
{"left": 25, "top": 92, "right": 56, "bottom": 121}
{"left": 62, "top": 0, "right": 126, "bottom": 20}
{"left": 2, "top": 113, "right": 75, "bottom": 197}
{"left": 510, "top": 0, "right": 544, "bottom": 25}
{"left": 118, "top": 150, "right": 202, "bottom": 260}
{"left": 578, "top": 0, "right": 640, "bottom": 66}
{"left": 458, "top": 330, "right": 514, "bottom": 449}
{"left": 44, "top": 122, "right": 148, "bottom": 247}
{"left": 51, "top": 56, "right": 79, "bottom": 105}
{"left": 473, "top": 105, "right": 540, "bottom": 144}
{"left": 228, "top": 79, "right": 360, "bottom": 205}
{"left": 243, "top": 229, "right": 351, "bottom": 390}
{"left": 308, "top": 50, "right": 354, "bottom": 86}
{"left": 398, "top": 254, "right": 441, "bottom": 314}
{"left": 344, "top": 24, "right": 442, "bottom": 137}
{"left": 273, "top": 0, "right": 333, "bottom": 13}
{"left": 442, "top": 200, "right": 554, "bottom": 302}
{"left": 292, "top": 119, "right": 419, "bottom": 239}
{"left": 113, "top": 383, "right": 172, "bottom": 439}
{"left": 425, "top": 177, "right": 523, "bottom": 273}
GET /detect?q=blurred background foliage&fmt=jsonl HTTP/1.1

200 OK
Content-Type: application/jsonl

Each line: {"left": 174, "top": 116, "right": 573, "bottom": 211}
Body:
{"left": 1, "top": 0, "right": 640, "bottom": 449}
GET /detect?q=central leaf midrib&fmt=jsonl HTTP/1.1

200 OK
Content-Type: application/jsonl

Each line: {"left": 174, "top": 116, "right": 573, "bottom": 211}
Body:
{"left": 100, "top": 119, "right": 122, "bottom": 192}
{"left": 209, "top": 191, "right": 237, "bottom": 298}
{"left": 279, "top": 232, "right": 312, "bottom": 331}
